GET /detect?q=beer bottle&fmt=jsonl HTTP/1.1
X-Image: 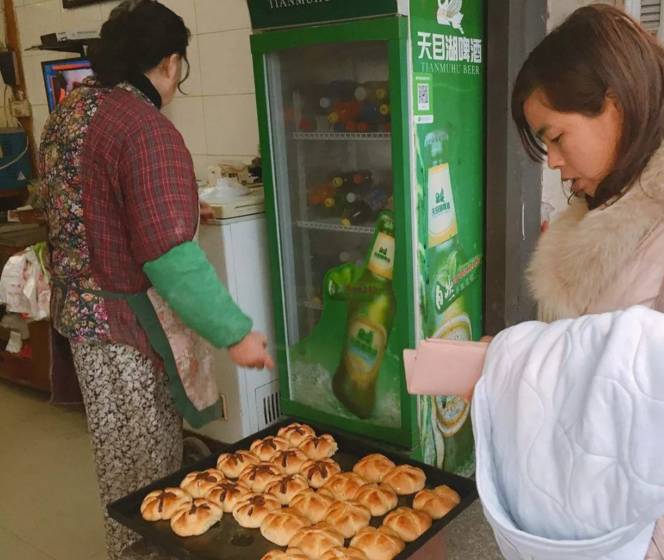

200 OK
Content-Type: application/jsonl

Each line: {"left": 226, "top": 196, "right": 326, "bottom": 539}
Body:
{"left": 332, "top": 211, "right": 396, "bottom": 418}
{"left": 340, "top": 200, "right": 372, "bottom": 226}
{"left": 421, "top": 130, "right": 477, "bottom": 475}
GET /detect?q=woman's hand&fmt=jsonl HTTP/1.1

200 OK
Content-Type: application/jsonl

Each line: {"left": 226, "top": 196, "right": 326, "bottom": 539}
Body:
{"left": 199, "top": 202, "right": 215, "bottom": 223}
{"left": 229, "top": 331, "right": 275, "bottom": 370}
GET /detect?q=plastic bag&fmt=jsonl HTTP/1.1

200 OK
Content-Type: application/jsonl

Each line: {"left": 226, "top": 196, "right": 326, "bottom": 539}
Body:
{"left": 0, "top": 242, "right": 50, "bottom": 321}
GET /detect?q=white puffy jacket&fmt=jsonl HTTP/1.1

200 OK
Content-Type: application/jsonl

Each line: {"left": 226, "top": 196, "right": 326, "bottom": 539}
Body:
{"left": 473, "top": 306, "right": 664, "bottom": 559}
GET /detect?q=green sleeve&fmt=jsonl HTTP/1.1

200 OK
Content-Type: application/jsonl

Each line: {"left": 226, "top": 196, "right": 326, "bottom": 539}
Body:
{"left": 143, "top": 241, "right": 252, "bottom": 348}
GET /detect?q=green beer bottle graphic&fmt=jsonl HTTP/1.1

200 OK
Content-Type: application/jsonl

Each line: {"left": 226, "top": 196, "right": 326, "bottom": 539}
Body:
{"left": 332, "top": 211, "right": 396, "bottom": 418}
{"left": 421, "top": 130, "right": 475, "bottom": 475}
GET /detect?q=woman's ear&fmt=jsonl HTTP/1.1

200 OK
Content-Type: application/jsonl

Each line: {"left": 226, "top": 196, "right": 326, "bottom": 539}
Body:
{"left": 605, "top": 90, "right": 623, "bottom": 118}
{"left": 164, "top": 53, "right": 180, "bottom": 81}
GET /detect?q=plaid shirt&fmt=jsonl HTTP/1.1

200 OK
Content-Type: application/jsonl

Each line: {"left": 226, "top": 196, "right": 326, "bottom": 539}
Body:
{"left": 40, "top": 80, "right": 198, "bottom": 361}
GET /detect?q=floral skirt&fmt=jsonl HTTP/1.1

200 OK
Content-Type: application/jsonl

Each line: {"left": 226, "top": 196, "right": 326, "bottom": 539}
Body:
{"left": 71, "top": 342, "right": 182, "bottom": 560}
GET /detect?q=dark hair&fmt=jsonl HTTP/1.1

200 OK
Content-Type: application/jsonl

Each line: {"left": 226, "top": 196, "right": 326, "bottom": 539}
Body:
{"left": 89, "top": 0, "right": 190, "bottom": 89}
{"left": 512, "top": 4, "right": 664, "bottom": 208}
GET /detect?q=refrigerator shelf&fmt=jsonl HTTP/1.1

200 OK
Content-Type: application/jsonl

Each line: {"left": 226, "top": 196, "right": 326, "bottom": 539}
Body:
{"left": 292, "top": 131, "right": 391, "bottom": 141}
{"left": 296, "top": 219, "right": 374, "bottom": 234}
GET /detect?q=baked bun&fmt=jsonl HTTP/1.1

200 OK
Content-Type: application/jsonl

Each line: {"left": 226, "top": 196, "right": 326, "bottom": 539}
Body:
{"left": 290, "top": 489, "right": 336, "bottom": 523}
{"left": 321, "top": 472, "right": 367, "bottom": 501}
{"left": 231, "top": 492, "right": 281, "bottom": 528}
{"left": 180, "top": 469, "right": 225, "bottom": 498}
{"left": 354, "top": 483, "right": 398, "bottom": 517}
{"left": 216, "top": 450, "right": 259, "bottom": 478}
{"left": 382, "top": 465, "right": 426, "bottom": 495}
{"left": 324, "top": 500, "right": 371, "bottom": 538}
{"left": 140, "top": 488, "right": 192, "bottom": 521}
{"left": 278, "top": 423, "right": 316, "bottom": 447}
{"left": 169, "top": 498, "right": 222, "bottom": 537}
{"left": 298, "top": 434, "right": 338, "bottom": 460}
{"left": 321, "top": 547, "right": 369, "bottom": 560}
{"left": 299, "top": 458, "right": 341, "bottom": 489}
{"left": 413, "top": 485, "right": 460, "bottom": 519}
{"left": 265, "top": 474, "right": 310, "bottom": 505}
{"left": 273, "top": 449, "right": 309, "bottom": 475}
{"left": 260, "top": 508, "right": 311, "bottom": 546}
{"left": 289, "top": 521, "right": 345, "bottom": 559}
{"left": 205, "top": 480, "right": 250, "bottom": 513}
{"left": 350, "top": 526, "right": 405, "bottom": 560}
{"left": 239, "top": 462, "right": 283, "bottom": 493}
{"left": 261, "top": 549, "right": 310, "bottom": 560}
{"left": 352, "top": 454, "right": 396, "bottom": 483}
{"left": 382, "top": 507, "right": 432, "bottom": 542}
{"left": 250, "top": 436, "right": 291, "bottom": 461}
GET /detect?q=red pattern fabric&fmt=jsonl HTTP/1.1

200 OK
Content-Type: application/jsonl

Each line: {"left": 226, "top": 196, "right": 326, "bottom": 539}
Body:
{"left": 41, "top": 80, "right": 198, "bottom": 362}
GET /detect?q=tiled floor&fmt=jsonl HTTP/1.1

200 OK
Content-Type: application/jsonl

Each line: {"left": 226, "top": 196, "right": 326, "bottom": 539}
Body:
{"left": 0, "top": 379, "right": 502, "bottom": 560}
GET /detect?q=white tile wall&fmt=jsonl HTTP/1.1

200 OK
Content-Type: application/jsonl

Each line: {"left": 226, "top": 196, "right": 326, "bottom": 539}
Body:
{"left": 199, "top": 29, "right": 254, "bottom": 96}
{"left": 203, "top": 93, "right": 258, "bottom": 156}
{"left": 195, "top": 0, "right": 251, "bottom": 34}
{"left": 15, "top": 0, "right": 258, "bottom": 178}
{"left": 162, "top": 95, "right": 207, "bottom": 154}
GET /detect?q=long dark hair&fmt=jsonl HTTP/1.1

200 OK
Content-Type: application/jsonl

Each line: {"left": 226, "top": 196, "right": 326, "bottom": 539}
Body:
{"left": 512, "top": 4, "right": 664, "bottom": 208}
{"left": 89, "top": 0, "right": 190, "bottom": 90}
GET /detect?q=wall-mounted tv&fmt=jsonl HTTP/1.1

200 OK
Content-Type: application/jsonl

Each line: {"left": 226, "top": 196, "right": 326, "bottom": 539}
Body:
{"left": 41, "top": 57, "right": 95, "bottom": 113}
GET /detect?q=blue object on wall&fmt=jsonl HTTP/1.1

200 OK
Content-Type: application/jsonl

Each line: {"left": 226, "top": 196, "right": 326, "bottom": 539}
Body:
{"left": 0, "top": 128, "right": 31, "bottom": 190}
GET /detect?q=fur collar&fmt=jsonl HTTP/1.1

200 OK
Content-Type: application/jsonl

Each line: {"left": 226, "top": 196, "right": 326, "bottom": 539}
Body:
{"left": 528, "top": 144, "right": 664, "bottom": 322}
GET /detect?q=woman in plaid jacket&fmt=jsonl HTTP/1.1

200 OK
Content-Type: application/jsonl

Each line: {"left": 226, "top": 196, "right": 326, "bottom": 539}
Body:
{"left": 39, "top": 2, "right": 273, "bottom": 558}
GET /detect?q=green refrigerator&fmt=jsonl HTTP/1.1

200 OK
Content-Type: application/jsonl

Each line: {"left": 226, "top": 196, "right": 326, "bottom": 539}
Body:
{"left": 248, "top": 0, "right": 485, "bottom": 477}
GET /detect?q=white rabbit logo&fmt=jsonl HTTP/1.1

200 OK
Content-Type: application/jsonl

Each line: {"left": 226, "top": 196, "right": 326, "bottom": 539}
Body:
{"left": 437, "top": 0, "right": 464, "bottom": 34}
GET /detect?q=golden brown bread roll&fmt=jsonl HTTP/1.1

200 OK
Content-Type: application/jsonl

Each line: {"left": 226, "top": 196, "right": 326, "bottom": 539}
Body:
{"left": 321, "top": 472, "right": 367, "bottom": 501}
{"left": 382, "top": 507, "right": 432, "bottom": 542}
{"left": 204, "top": 480, "right": 250, "bottom": 513}
{"left": 260, "top": 508, "right": 312, "bottom": 546}
{"left": 265, "top": 474, "right": 310, "bottom": 505}
{"left": 289, "top": 522, "right": 345, "bottom": 559}
{"left": 238, "top": 462, "right": 283, "bottom": 493}
{"left": 277, "top": 423, "right": 317, "bottom": 447}
{"left": 324, "top": 500, "right": 371, "bottom": 538}
{"left": 216, "top": 450, "right": 259, "bottom": 479}
{"left": 289, "top": 488, "right": 336, "bottom": 523}
{"left": 231, "top": 492, "right": 282, "bottom": 528}
{"left": 382, "top": 465, "right": 426, "bottom": 496}
{"left": 179, "top": 468, "right": 225, "bottom": 498}
{"left": 354, "top": 483, "right": 398, "bottom": 517}
{"left": 169, "top": 498, "right": 222, "bottom": 537}
{"left": 352, "top": 454, "right": 396, "bottom": 484}
{"left": 297, "top": 434, "right": 338, "bottom": 460}
{"left": 140, "top": 487, "right": 192, "bottom": 521}
{"left": 350, "top": 526, "right": 405, "bottom": 560}
{"left": 272, "top": 449, "right": 310, "bottom": 475}
{"left": 250, "top": 436, "right": 291, "bottom": 461}
{"left": 261, "top": 549, "right": 310, "bottom": 560}
{"left": 412, "top": 485, "right": 460, "bottom": 519}
{"left": 299, "top": 458, "right": 341, "bottom": 489}
{"left": 320, "top": 547, "right": 369, "bottom": 560}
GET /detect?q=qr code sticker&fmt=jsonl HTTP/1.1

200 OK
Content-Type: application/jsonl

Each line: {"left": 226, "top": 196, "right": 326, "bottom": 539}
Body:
{"left": 418, "top": 83, "right": 430, "bottom": 111}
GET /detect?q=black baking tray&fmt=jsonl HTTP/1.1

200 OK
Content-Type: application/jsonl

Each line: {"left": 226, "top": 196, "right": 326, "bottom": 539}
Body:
{"left": 108, "top": 419, "right": 478, "bottom": 560}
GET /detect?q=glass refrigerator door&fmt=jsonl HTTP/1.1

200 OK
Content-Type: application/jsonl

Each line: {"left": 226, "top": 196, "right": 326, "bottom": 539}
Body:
{"left": 263, "top": 39, "right": 406, "bottom": 436}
